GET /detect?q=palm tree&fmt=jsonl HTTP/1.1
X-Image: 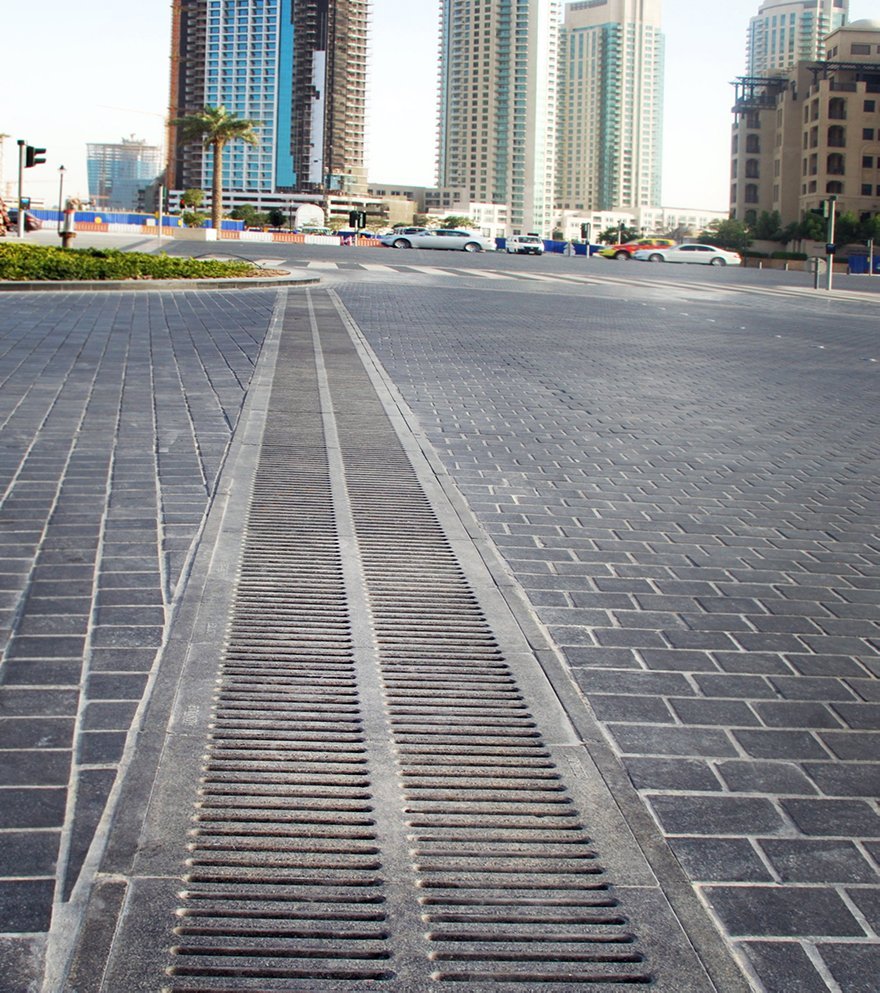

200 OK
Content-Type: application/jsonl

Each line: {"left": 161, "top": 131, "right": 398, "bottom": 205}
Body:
{"left": 172, "top": 107, "right": 260, "bottom": 230}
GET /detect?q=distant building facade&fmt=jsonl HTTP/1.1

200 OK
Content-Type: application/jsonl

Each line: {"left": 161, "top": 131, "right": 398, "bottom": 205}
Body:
{"left": 86, "top": 137, "right": 163, "bottom": 211}
{"left": 731, "top": 19, "right": 880, "bottom": 227}
{"left": 437, "top": 0, "right": 561, "bottom": 237}
{"left": 557, "top": 0, "right": 664, "bottom": 214}
{"left": 167, "top": 0, "right": 367, "bottom": 199}
{"left": 747, "top": 0, "right": 848, "bottom": 76}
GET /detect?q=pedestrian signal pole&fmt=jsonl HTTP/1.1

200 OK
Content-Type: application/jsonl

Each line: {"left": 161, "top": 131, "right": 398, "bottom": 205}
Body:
{"left": 16, "top": 140, "right": 25, "bottom": 238}
{"left": 825, "top": 195, "right": 837, "bottom": 292}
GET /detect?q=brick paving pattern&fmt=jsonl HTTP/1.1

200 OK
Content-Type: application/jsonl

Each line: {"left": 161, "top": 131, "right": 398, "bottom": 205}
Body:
{"left": 337, "top": 276, "right": 880, "bottom": 991}
{"left": 0, "top": 267, "right": 877, "bottom": 992}
{"left": 0, "top": 290, "right": 275, "bottom": 984}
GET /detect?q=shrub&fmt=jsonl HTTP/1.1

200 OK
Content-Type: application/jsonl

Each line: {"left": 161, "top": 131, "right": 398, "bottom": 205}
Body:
{"left": 769, "top": 251, "right": 808, "bottom": 261}
{"left": 0, "top": 244, "right": 256, "bottom": 281}
{"left": 181, "top": 210, "right": 208, "bottom": 228}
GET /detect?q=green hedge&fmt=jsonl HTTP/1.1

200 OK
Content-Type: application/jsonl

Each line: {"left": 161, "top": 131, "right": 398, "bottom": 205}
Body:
{"left": 0, "top": 244, "right": 256, "bottom": 281}
{"left": 769, "top": 251, "right": 808, "bottom": 261}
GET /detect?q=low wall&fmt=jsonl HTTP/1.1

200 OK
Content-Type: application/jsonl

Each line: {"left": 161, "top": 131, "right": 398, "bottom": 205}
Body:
{"left": 67, "top": 221, "right": 381, "bottom": 248}
{"left": 173, "top": 228, "right": 218, "bottom": 242}
{"left": 743, "top": 256, "right": 847, "bottom": 273}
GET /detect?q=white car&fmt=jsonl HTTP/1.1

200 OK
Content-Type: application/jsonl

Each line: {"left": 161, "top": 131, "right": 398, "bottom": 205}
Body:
{"left": 632, "top": 244, "right": 742, "bottom": 266}
{"left": 379, "top": 229, "right": 495, "bottom": 252}
{"left": 505, "top": 234, "right": 544, "bottom": 255}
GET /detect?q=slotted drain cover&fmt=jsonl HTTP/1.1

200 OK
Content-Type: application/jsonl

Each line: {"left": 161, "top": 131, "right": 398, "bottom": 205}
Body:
{"left": 163, "top": 295, "right": 655, "bottom": 990}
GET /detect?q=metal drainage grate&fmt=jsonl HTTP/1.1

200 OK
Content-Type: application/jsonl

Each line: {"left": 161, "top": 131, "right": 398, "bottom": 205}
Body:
{"left": 164, "top": 297, "right": 652, "bottom": 990}
{"left": 324, "top": 309, "right": 652, "bottom": 987}
{"left": 165, "top": 331, "right": 391, "bottom": 990}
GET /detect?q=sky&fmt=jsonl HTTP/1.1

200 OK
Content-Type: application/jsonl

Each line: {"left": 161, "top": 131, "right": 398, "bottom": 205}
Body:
{"left": 2, "top": 0, "right": 875, "bottom": 211}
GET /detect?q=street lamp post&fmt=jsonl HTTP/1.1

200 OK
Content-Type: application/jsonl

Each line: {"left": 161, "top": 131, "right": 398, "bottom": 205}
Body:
{"left": 57, "top": 165, "right": 66, "bottom": 231}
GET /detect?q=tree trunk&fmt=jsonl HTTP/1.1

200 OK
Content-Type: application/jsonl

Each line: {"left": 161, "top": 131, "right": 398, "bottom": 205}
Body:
{"left": 211, "top": 140, "right": 224, "bottom": 231}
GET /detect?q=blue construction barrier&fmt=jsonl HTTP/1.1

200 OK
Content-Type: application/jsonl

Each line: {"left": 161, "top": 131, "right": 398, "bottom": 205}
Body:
{"left": 26, "top": 208, "right": 245, "bottom": 231}
{"left": 847, "top": 254, "right": 880, "bottom": 275}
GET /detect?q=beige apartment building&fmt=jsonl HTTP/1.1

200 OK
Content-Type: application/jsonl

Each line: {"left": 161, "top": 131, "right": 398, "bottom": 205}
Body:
{"left": 731, "top": 19, "right": 880, "bottom": 227}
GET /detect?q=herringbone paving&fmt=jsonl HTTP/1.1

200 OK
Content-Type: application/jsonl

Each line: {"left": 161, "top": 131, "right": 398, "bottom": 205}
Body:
{"left": 0, "top": 267, "right": 877, "bottom": 992}
{"left": 333, "top": 275, "right": 880, "bottom": 992}
{"left": 0, "top": 289, "right": 277, "bottom": 991}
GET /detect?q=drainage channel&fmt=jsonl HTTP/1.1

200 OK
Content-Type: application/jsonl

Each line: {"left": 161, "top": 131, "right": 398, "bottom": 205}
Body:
{"left": 100, "top": 288, "right": 726, "bottom": 993}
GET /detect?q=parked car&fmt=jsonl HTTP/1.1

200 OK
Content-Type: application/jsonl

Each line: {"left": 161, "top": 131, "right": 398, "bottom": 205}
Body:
{"left": 632, "top": 244, "right": 742, "bottom": 266}
{"left": 505, "top": 234, "right": 544, "bottom": 255}
{"left": 7, "top": 208, "right": 42, "bottom": 231}
{"left": 598, "top": 237, "right": 676, "bottom": 260}
{"left": 379, "top": 229, "right": 495, "bottom": 252}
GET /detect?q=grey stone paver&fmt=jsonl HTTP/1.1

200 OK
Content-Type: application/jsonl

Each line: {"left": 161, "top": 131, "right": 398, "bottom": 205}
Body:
{"left": 0, "top": 265, "right": 877, "bottom": 991}
{"left": 0, "top": 288, "right": 276, "bottom": 987}
{"left": 336, "top": 273, "right": 880, "bottom": 991}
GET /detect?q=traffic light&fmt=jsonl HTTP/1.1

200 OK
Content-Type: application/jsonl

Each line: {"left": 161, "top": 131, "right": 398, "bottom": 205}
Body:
{"left": 25, "top": 145, "right": 47, "bottom": 168}
{"left": 348, "top": 210, "right": 359, "bottom": 227}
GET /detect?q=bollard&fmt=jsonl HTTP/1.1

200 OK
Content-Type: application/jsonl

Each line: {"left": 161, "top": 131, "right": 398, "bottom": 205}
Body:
{"left": 59, "top": 208, "right": 76, "bottom": 249}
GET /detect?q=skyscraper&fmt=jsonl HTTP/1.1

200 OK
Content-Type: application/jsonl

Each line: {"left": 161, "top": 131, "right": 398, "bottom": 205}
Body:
{"left": 87, "top": 137, "right": 164, "bottom": 211}
{"left": 168, "top": 0, "right": 367, "bottom": 198}
{"left": 746, "top": 0, "right": 848, "bottom": 76}
{"left": 284, "top": 0, "right": 368, "bottom": 193}
{"left": 557, "top": 0, "right": 664, "bottom": 214}
{"left": 436, "top": 0, "right": 561, "bottom": 236}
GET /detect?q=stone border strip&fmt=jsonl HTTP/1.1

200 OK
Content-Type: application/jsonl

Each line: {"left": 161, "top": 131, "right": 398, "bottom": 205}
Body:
{"left": 0, "top": 272, "right": 319, "bottom": 292}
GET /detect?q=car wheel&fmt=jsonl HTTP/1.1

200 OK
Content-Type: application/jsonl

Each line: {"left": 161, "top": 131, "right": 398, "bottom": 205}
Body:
{"left": 614, "top": 251, "right": 630, "bottom": 260}
{"left": 392, "top": 238, "right": 411, "bottom": 249}
{"left": 710, "top": 257, "right": 726, "bottom": 266}
{"left": 648, "top": 254, "right": 664, "bottom": 263}
{"left": 464, "top": 242, "right": 481, "bottom": 252}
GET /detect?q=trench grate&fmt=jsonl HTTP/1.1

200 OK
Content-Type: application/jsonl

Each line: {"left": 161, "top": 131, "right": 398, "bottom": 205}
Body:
{"left": 323, "top": 310, "right": 651, "bottom": 987}
{"left": 165, "top": 328, "right": 391, "bottom": 991}
{"left": 163, "top": 296, "right": 652, "bottom": 990}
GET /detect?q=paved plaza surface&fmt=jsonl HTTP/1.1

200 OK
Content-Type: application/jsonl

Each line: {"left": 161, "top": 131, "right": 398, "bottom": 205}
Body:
{"left": 0, "top": 249, "right": 877, "bottom": 991}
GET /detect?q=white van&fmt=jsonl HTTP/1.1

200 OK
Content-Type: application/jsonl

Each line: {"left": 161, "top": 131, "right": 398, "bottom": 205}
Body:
{"left": 505, "top": 234, "right": 544, "bottom": 255}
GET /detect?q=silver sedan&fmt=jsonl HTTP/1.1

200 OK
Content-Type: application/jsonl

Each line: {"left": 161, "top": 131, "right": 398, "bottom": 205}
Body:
{"left": 632, "top": 244, "right": 742, "bottom": 266}
{"left": 380, "top": 229, "right": 495, "bottom": 252}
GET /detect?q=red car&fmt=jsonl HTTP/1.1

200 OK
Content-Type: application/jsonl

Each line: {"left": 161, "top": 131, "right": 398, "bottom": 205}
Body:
{"left": 598, "top": 237, "right": 676, "bottom": 260}
{"left": 7, "top": 209, "right": 43, "bottom": 231}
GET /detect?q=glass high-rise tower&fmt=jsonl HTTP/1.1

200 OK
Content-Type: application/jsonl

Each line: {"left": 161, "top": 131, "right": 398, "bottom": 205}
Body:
{"left": 557, "top": 0, "right": 664, "bottom": 214}
{"left": 87, "top": 137, "right": 163, "bottom": 211}
{"left": 437, "top": 0, "right": 562, "bottom": 237}
{"left": 168, "top": 0, "right": 367, "bottom": 197}
{"left": 746, "top": 0, "right": 849, "bottom": 76}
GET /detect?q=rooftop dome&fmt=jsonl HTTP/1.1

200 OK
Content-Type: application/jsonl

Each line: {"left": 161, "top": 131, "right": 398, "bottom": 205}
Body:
{"left": 845, "top": 19, "right": 880, "bottom": 31}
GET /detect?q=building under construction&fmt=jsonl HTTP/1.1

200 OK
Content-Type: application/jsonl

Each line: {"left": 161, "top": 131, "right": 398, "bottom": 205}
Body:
{"left": 167, "top": 0, "right": 368, "bottom": 199}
